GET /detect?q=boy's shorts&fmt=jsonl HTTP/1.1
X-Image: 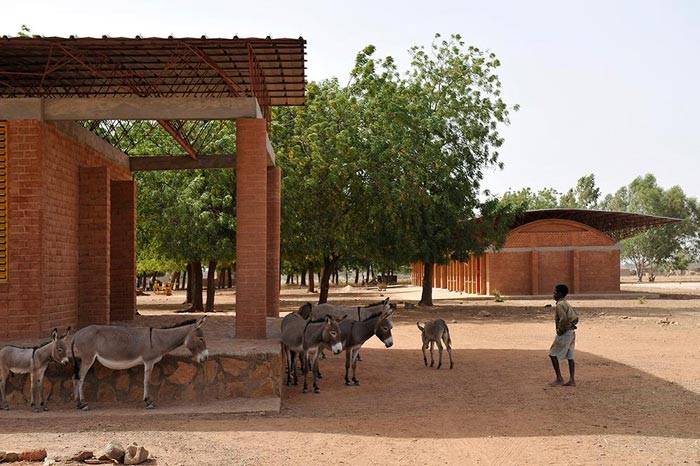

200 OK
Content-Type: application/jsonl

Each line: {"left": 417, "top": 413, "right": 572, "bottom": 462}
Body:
{"left": 549, "top": 329, "right": 575, "bottom": 360}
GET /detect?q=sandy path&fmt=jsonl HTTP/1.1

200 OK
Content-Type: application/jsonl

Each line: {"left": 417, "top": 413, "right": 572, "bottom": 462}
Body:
{"left": 1, "top": 291, "right": 699, "bottom": 465}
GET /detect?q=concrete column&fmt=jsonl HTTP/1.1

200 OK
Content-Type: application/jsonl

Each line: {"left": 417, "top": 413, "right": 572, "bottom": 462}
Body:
{"left": 79, "top": 166, "right": 110, "bottom": 327}
{"left": 531, "top": 251, "right": 540, "bottom": 295}
{"left": 266, "top": 166, "right": 281, "bottom": 318}
{"left": 110, "top": 180, "right": 136, "bottom": 321}
{"left": 235, "top": 119, "right": 268, "bottom": 339}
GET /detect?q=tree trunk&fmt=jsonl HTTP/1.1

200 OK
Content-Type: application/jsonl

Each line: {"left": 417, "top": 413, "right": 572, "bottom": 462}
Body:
{"left": 286, "top": 274, "right": 292, "bottom": 285}
{"left": 205, "top": 259, "right": 217, "bottom": 312}
{"left": 186, "top": 262, "right": 193, "bottom": 304}
{"left": 189, "top": 260, "right": 204, "bottom": 312}
{"left": 227, "top": 266, "right": 233, "bottom": 288}
{"left": 301, "top": 269, "right": 307, "bottom": 287}
{"left": 318, "top": 255, "right": 338, "bottom": 304}
{"left": 180, "top": 269, "right": 186, "bottom": 290}
{"left": 307, "top": 263, "right": 315, "bottom": 293}
{"left": 365, "top": 264, "right": 371, "bottom": 284}
{"left": 419, "top": 262, "right": 434, "bottom": 306}
{"left": 171, "top": 271, "right": 180, "bottom": 289}
{"left": 354, "top": 268, "right": 359, "bottom": 284}
{"left": 345, "top": 269, "right": 349, "bottom": 284}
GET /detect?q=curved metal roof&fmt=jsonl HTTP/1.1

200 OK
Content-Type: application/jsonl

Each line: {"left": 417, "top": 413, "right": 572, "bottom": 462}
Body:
{"left": 512, "top": 208, "right": 682, "bottom": 241}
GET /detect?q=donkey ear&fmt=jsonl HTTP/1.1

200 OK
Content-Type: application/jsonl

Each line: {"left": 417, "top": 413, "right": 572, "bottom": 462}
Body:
{"left": 63, "top": 326, "right": 72, "bottom": 337}
{"left": 51, "top": 328, "right": 58, "bottom": 341}
{"left": 196, "top": 316, "right": 208, "bottom": 328}
{"left": 383, "top": 297, "right": 390, "bottom": 304}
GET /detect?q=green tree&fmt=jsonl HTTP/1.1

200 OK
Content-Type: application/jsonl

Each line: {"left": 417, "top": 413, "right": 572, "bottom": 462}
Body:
{"left": 348, "top": 34, "right": 519, "bottom": 305}
{"left": 600, "top": 174, "right": 698, "bottom": 281}
{"left": 559, "top": 174, "right": 601, "bottom": 208}
{"left": 502, "top": 187, "right": 560, "bottom": 209}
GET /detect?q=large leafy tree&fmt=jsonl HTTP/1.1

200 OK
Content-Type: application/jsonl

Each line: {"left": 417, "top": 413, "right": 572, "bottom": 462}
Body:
{"left": 348, "top": 34, "right": 519, "bottom": 305}
{"left": 559, "top": 174, "right": 601, "bottom": 209}
{"left": 600, "top": 174, "right": 699, "bottom": 280}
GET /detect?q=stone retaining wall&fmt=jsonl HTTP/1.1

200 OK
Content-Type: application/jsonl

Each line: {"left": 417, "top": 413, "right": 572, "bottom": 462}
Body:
{"left": 2, "top": 352, "right": 282, "bottom": 407}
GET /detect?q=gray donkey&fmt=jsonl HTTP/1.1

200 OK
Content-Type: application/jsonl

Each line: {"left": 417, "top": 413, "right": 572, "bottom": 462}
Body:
{"left": 311, "top": 297, "right": 391, "bottom": 362}
{"left": 0, "top": 327, "right": 71, "bottom": 412}
{"left": 339, "top": 309, "right": 394, "bottom": 386}
{"left": 311, "top": 297, "right": 391, "bottom": 322}
{"left": 71, "top": 317, "right": 208, "bottom": 410}
{"left": 417, "top": 319, "right": 453, "bottom": 369}
{"left": 302, "top": 315, "right": 346, "bottom": 393}
{"left": 280, "top": 302, "right": 313, "bottom": 386}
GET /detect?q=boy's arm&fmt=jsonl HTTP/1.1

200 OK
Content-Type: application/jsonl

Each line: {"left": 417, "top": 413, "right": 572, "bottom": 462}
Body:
{"left": 555, "top": 303, "right": 568, "bottom": 335}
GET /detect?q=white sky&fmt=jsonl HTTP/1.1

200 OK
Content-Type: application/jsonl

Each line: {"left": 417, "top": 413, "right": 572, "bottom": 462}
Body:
{"left": 2, "top": 0, "right": 698, "bottom": 198}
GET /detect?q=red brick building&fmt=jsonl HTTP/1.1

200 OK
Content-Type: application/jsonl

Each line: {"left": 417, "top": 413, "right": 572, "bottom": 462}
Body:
{"left": 0, "top": 37, "right": 305, "bottom": 340}
{"left": 411, "top": 209, "right": 679, "bottom": 296}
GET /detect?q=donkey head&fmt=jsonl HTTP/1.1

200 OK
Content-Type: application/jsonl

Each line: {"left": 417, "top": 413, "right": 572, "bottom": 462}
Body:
{"left": 322, "top": 315, "right": 346, "bottom": 355}
{"left": 50, "top": 327, "right": 71, "bottom": 365}
{"left": 374, "top": 309, "right": 395, "bottom": 348}
{"left": 184, "top": 316, "right": 209, "bottom": 363}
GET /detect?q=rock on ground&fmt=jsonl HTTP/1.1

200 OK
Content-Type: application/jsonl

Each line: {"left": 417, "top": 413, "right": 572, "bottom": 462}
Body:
{"left": 124, "top": 443, "right": 149, "bottom": 465}
{"left": 98, "top": 441, "right": 125, "bottom": 463}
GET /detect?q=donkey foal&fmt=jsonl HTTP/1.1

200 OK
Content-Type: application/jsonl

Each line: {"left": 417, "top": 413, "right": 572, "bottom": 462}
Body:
{"left": 0, "top": 328, "right": 71, "bottom": 412}
{"left": 417, "top": 319, "right": 453, "bottom": 369}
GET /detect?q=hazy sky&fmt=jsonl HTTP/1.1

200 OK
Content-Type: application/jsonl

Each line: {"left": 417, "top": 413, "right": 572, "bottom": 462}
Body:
{"left": 2, "top": 0, "right": 698, "bottom": 198}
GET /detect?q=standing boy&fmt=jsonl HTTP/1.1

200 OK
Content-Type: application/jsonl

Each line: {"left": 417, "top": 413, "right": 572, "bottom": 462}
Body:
{"left": 547, "top": 284, "right": 578, "bottom": 386}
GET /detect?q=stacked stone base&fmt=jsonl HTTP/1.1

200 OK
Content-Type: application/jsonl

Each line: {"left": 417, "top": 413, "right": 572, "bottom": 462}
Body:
{"left": 3, "top": 352, "right": 282, "bottom": 407}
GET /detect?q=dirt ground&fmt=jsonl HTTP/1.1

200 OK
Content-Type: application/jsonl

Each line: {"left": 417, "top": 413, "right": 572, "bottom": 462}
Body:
{"left": 1, "top": 285, "right": 699, "bottom": 465}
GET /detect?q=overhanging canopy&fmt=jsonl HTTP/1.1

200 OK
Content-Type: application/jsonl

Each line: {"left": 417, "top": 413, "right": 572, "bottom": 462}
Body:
{"left": 513, "top": 208, "right": 682, "bottom": 241}
{"left": 0, "top": 36, "right": 306, "bottom": 106}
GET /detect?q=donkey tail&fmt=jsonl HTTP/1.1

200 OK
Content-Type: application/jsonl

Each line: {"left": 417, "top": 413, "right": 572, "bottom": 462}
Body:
{"left": 416, "top": 322, "right": 424, "bottom": 332}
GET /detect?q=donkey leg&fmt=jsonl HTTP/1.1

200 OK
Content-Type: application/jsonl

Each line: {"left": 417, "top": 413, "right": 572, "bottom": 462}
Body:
{"left": 422, "top": 344, "right": 429, "bottom": 367}
{"left": 351, "top": 349, "right": 360, "bottom": 385}
{"left": 0, "top": 370, "right": 8, "bottom": 409}
{"left": 344, "top": 350, "right": 351, "bottom": 385}
{"left": 143, "top": 362, "right": 156, "bottom": 409}
{"left": 429, "top": 341, "right": 435, "bottom": 367}
{"left": 75, "top": 357, "right": 94, "bottom": 410}
{"left": 302, "top": 352, "right": 309, "bottom": 393}
{"left": 38, "top": 370, "right": 49, "bottom": 411}
{"left": 436, "top": 340, "right": 444, "bottom": 369}
{"left": 30, "top": 371, "right": 39, "bottom": 412}
{"left": 443, "top": 334, "right": 454, "bottom": 369}
{"left": 309, "top": 352, "right": 321, "bottom": 393}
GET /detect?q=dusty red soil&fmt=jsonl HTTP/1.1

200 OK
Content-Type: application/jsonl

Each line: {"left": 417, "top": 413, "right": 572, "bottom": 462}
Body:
{"left": 1, "top": 286, "right": 698, "bottom": 465}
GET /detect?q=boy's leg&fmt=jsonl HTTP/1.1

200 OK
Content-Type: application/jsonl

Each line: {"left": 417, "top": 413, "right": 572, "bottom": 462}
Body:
{"left": 549, "top": 356, "right": 564, "bottom": 385}
{"left": 564, "top": 359, "right": 576, "bottom": 386}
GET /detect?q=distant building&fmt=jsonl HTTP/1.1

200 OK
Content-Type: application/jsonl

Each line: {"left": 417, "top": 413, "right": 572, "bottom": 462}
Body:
{"left": 411, "top": 209, "right": 680, "bottom": 296}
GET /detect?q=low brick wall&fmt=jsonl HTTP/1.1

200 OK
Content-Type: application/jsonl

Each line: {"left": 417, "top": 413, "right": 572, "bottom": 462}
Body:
{"left": 2, "top": 352, "right": 282, "bottom": 407}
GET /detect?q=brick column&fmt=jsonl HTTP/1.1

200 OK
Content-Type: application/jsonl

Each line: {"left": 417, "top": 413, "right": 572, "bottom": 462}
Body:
{"left": 110, "top": 179, "right": 136, "bottom": 321}
{"left": 78, "top": 166, "right": 110, "bottom": 327}
{"left": 235, "top": 119, "right": 267, "bottom": 339}
{"left": 266, "top": 166, "right": 281, "bottom": 317}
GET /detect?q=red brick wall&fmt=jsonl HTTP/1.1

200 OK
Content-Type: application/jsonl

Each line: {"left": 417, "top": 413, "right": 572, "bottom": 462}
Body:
{"left": 266, "top": 166, "right": 281, "bottom": 318}
{"left": 411, "top": 219, "right": 621, "bottom": 296}
{"left": 578, "top": 250, "right": 620, "bottom": 292}
{"left": 78, "top": 166, "right": 110, "bottom": 327}
{"left": 235, "top": 119, "right": 268, "bottom": 339}
{"left": 0, "top": 120, "right": 133, "bottom": 340}
{"left": 0, "top": 121, "right": 44, "bottom": 339}
{"left": 110, "top": 180, "right": 136, "bottom": 321}
{"left": 488, "top": 251, "right": 531, "bottom": 295}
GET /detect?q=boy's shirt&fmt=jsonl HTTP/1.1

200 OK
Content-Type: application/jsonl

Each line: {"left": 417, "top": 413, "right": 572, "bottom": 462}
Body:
{"left": 554, "top": 299, "right": 578, "bottom": 335}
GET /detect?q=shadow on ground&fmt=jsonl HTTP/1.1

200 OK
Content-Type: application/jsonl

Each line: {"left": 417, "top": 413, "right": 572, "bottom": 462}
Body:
{"left": 4, "top": 348, "right": 698, "bottom": 440}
